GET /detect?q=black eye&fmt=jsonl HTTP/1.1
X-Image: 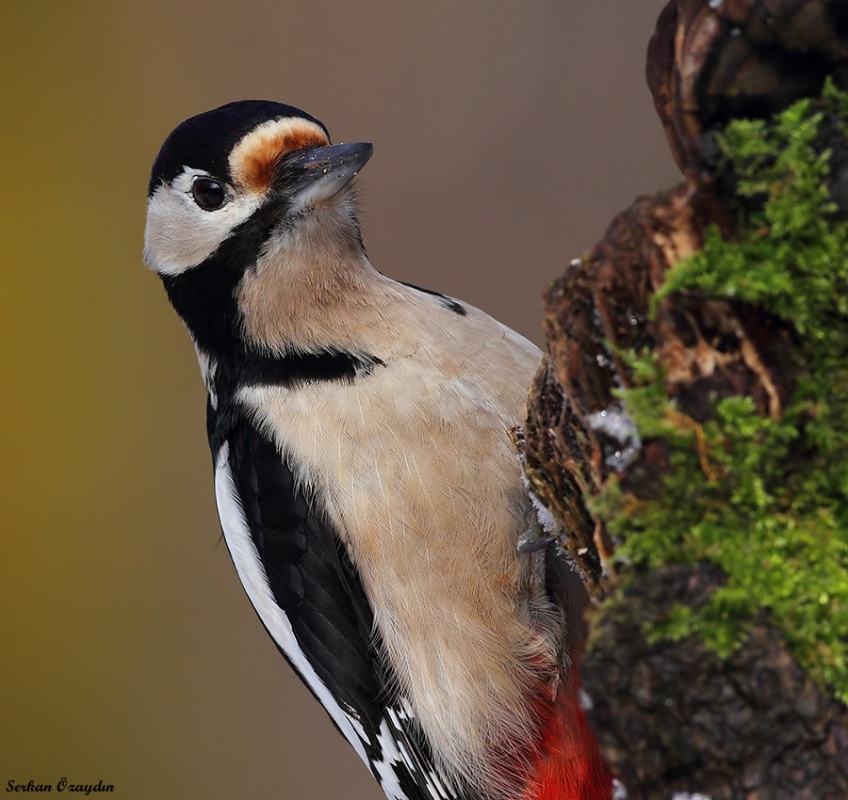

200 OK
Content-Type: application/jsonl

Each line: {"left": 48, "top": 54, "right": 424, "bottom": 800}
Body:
{"left": 191, "top": 177, "right": 227, "bottom": 211}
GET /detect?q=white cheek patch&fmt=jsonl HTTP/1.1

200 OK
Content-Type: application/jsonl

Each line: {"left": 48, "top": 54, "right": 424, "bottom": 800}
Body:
{"left": 143, "top": 167, "right": 262, "bottom": 276}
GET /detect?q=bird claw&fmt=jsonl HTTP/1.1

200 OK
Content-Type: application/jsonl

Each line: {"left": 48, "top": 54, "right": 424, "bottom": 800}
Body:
{"left": 517, "top": 534, "right": 557, "bottom": 553}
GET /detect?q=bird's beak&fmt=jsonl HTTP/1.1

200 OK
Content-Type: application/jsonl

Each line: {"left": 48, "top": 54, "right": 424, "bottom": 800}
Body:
{"left": 277, "top": 141, "right": 374, "bottom": 211}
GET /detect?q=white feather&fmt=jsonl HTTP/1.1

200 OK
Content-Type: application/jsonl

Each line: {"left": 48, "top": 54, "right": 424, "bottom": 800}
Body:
{"left": 213, "top": 444, "right": 370, "bottom": 765}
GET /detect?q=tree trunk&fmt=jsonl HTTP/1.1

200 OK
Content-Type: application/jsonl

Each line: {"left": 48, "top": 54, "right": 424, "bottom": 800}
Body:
{"left": 518, "top": 2, "right": 848, "bottom": 796}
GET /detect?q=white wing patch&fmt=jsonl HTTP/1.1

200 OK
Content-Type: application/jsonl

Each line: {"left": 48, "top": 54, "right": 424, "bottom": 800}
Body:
{"left": 214, "top": 443, "right": 454, "bottom": 800}
{"left": 214, "top": 443, "right": 370, "bottom": 765}
{"left": 375, "top": 708, "right": 460, "bottom": 800}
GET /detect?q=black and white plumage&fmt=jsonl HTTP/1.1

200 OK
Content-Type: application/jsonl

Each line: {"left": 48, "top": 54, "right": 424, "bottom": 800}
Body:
{"left": 144, "top": 102, "right": 610, "bottom": 800}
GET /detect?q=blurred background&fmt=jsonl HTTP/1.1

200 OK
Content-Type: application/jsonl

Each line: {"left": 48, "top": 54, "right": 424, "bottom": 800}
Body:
{"left": 1, "top": 2, "right": 676, "bottom": 798}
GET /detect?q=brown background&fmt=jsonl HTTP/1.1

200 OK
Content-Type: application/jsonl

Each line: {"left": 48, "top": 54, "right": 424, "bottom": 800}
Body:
{"left": 1, "top": 2, "right": 675, "bottom": 798}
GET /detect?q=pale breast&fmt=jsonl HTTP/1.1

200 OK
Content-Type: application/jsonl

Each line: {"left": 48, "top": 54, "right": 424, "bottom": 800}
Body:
{"left": 238, "top": 305, "right": 548, "bottom": 789}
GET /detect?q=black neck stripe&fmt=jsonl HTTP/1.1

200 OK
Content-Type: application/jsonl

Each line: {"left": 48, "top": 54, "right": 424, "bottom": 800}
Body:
{"left": 206, "top": 348, "right": 385, "bottom": 456}
{"left": 233, "top": 349, "right": 386, "bottom": 389}
{"left": 160, "top": 200, "right": 286, "bottom": 354}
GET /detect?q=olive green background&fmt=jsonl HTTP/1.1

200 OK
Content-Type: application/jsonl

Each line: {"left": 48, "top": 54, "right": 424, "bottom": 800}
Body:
{"left": 1, "top": 2, "right": 675, "bottom": 798}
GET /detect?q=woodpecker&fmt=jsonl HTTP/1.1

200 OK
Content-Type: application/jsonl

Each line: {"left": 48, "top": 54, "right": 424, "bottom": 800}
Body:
{"left": 144, "top": 101, "right": 612, "bottom": 800}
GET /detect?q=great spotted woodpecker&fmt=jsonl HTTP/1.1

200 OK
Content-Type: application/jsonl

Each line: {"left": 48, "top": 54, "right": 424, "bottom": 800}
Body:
{"left": 144, "top": 101, "right": 612, "bottom": 800}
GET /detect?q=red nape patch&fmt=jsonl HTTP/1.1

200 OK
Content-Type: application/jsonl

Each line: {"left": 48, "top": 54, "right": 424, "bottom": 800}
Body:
{"left": 232, "top": 122, "right": 330, "bottom": 192}
{"left": 522, "top": 670, "right": 614, "bottom": 800}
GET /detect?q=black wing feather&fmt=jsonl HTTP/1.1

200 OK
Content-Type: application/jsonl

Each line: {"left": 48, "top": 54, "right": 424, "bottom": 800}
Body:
{"left": 205, "top": 348, "right": 477, "bottom": 800}
{"left": 226, "top": 417, "right": 386, "bottom": 724}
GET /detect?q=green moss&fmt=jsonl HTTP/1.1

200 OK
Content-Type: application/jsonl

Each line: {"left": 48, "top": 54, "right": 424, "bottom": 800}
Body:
{"left": 597, "top": 80, "right": 848, "bottom": 700}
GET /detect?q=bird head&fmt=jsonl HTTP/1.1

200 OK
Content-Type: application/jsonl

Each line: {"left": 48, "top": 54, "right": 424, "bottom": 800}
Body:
{"left": 143, "top": 101, "right": 373, "bottom": 354}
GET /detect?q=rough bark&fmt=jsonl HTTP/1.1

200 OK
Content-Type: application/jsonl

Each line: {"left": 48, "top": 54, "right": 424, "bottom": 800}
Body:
{"left": 519, "top": 2, "right": 848, "bottom": 796}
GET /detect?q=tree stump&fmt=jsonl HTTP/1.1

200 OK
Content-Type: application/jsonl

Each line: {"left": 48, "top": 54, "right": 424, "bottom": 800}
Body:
{"left": 518, "top": 2, "right": 848, "bottom": 796}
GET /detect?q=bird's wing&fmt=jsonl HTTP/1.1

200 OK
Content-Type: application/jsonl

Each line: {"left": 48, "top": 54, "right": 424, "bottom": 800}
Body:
{"left": 210, "top": 408, "right": 474, "bottom": 800}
